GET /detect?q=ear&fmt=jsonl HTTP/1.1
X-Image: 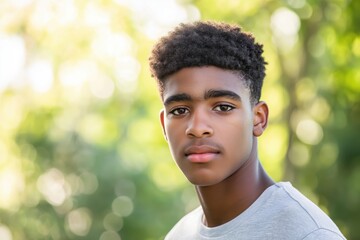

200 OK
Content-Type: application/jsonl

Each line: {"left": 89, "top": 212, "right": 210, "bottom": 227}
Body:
{"left": 253, "top": 101, "right": 269, "bottom": 137}
{"left": 159, "top": 109, "right": 168, "bottom": 141}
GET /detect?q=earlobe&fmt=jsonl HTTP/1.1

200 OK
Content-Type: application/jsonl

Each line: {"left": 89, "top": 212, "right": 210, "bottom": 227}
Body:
{"left": 159, "top": 110, "right": 168, "bottom": 141}
{"left": 253, "top": 101, "right": 269, "bottom": 137}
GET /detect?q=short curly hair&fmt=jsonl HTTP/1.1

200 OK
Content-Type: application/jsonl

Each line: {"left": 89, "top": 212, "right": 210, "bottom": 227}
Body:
{"left": 149, "top": 21, "right": 267, "bottom": 104}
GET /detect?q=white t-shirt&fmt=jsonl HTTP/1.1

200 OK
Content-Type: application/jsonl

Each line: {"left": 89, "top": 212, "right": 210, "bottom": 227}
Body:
{"left": 165, "top": 182, "right": 345, "bottom": 240}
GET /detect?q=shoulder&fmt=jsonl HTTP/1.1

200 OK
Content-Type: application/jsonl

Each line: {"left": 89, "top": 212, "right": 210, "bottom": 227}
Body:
{"left": 302, "top": 228, "right": 346, "bottom": 240}
{"left": 273, "top": 182, "right": 345, "bottom": 239}
{"left": 275, "top": 182, "right": 336, "bottom": 226}
{"left": 165, "top": 206, "right": 203, "bottom": 240}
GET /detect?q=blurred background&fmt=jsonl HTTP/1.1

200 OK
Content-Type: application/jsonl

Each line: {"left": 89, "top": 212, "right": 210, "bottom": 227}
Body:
{"left": 0, "top": 0, "right": 359, "bottom": 239}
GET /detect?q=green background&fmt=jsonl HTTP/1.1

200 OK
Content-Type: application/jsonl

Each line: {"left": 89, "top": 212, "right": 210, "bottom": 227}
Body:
{"left": 0, "top": 0, "right": 359, "bottom": 239}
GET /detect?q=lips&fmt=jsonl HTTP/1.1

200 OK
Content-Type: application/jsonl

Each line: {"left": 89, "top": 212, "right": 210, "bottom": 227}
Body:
{"left": 184, "top": 145, "right": 220, "bottom": 163}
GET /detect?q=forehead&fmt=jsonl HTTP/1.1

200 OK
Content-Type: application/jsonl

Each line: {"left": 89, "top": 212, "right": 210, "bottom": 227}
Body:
{"left": 162, "top": 66, "right": 250, "bottom": 100}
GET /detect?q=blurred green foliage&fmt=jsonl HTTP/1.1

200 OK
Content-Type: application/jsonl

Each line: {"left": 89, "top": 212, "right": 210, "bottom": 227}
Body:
{"left": 0, "top": 0, "right": 359, "bottom": 239}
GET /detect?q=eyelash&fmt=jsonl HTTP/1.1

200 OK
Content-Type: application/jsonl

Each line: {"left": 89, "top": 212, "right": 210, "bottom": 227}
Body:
{"left": 169, "top": 107, "right": 189, "bottom": 116}
{"left": 169, "top": 104, "right": 235, "bottom": 116}
{"left": 213, "top": 104, "right": 235, "bottom": 112}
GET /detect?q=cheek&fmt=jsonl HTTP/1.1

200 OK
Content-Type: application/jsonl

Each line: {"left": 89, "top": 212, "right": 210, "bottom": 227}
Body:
{"left": 222, "top": 117, "right": 253, "bottom": 152}
{"left": 226, "top": 113, "right": 253, "bottom": 135}
{"left": 165, "top": 121, "right": 179, "bottom": 140}
{"left": 165, "top": 122, "right": 183, "bottom": 153}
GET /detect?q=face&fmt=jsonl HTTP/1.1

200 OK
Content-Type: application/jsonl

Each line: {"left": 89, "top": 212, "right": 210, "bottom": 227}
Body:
{"left": 160, "top": 66, "right": 267, "bottom": 186}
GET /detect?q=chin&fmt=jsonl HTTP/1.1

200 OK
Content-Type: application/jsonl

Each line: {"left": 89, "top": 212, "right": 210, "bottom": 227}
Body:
{"left": 186, "top": 174, "right": 224, "bottom": 187}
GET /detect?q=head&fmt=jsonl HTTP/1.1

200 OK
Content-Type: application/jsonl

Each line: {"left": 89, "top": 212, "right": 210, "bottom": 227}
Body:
{"left": 149, "top": 20, "right": 267, "bottom": 106}
{"left": 149, "top": 21, "right": 268, "bottom": 186}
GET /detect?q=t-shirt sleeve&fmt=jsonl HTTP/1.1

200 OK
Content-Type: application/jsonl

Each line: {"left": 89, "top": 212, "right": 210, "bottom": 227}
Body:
{"left": 302, "top": 228, "right": 346, "bottom": 240}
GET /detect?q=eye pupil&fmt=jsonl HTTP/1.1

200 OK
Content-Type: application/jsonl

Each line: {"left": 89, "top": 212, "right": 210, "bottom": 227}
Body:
{"left": 215, "top": 104, "right": 233, "bottom": 112}
{"left": 219, "top": 105, "right": 230, "bottom": 111}
{"left": 171, "top": 107, "right": 187, "bottom": 115}
{"left": 178, "top": 109, "right": 185, "bottom": 114}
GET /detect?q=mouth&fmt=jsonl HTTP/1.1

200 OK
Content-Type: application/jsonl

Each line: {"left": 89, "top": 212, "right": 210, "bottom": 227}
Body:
{"left": 184, "top": 145, "right": 221, "bottom": 163}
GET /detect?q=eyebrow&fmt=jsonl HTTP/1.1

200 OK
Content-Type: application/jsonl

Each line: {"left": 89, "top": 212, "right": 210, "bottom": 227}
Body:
{"left": 164, "top": 93, "right": 192, "bottom": 106}
{"left": 204, "top": 89, "right": 241, "bottom": 101}
{"left": 164, "top": 89, "right": 241, "bottom": 106}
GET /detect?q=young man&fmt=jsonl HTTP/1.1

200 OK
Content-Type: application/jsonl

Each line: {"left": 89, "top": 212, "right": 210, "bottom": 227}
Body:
{"left": 149, "top": 21, "right": 345, "bottom": 240}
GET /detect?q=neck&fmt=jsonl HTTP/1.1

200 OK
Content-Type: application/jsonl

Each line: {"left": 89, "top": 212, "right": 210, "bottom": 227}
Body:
{"left": 195, "top": 139, "right": 274, "bottom": 227}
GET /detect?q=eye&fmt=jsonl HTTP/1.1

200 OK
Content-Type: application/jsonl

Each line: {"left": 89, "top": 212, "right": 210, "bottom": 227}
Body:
{"left": 213, "top": 104, "right": 235, "bottom": 112}
{"left": 169, "top": 107, "right": 189, "bottom": 116}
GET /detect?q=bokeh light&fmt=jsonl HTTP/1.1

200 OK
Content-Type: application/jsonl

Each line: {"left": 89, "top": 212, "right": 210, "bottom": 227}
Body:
{"left": 112, "top": 196, "right": 133, "bottom": 217}
{"left": 270, "top": 7, "right": 300, "bottom": 51}
{"left": 37, "top": 168, "right": 69, "bottom": 206}
{"left": 0, "top": 225, "right": 12, "bottom": 240}
{"left": 66, "top": 208, "right": 92, "bottom": 236}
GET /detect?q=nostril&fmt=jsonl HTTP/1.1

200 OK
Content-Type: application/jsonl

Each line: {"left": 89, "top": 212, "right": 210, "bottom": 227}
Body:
{"left": 186, "top": 126, "right": 213, "bottom": 138}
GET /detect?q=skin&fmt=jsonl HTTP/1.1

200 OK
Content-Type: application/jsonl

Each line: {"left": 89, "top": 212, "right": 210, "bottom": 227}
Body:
{"left": 159, "top": 66, "right": 274, "bottom": 227}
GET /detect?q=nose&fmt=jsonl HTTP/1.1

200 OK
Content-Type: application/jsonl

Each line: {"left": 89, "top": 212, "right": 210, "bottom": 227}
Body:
{"left": 185, "top": 109, "right": 213, "bottom": 138}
